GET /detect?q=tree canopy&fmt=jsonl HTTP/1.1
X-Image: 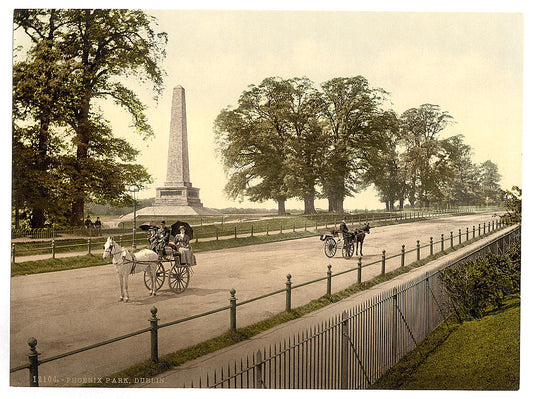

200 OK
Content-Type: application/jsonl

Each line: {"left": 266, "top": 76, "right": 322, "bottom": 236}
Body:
{"left": 216, "top": 79, "right": 503, "bottom": 214}
{"left": 13, "top": 9, "right": 167, "bottom": 227}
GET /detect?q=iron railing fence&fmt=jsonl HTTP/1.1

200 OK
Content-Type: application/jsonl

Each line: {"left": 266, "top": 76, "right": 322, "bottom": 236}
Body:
{"left": 194, "top": 225, "right": 521, "bottom": 389}
{"left": 10, "top": 218, "right": 517, "bottom": 387}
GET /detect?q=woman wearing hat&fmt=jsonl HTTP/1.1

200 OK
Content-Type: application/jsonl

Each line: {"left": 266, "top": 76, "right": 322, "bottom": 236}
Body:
{"left": 174, "top": 225, "right": 196, "bottom": 266}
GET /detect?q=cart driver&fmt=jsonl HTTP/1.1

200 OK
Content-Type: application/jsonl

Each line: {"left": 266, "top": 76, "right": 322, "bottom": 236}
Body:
{"left": 339, "top": 217, "right": 351, "bottom": 249}
{"left": 153, "top": 220, "right": 171, "bottom": 257}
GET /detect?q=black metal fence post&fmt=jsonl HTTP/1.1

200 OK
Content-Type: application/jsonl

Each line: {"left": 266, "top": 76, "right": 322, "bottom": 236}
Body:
{"left": 441, "top": 234, "right": 445, "bottom": 252}
{"left": 357, "top": 257, "right": 362, "bottom": 283}
{"left": 401, "top": 245, "right": 405, "bottom": 267}
{"left": 450, "top": 232, "right": 454, "bottom": 249}
{"left": 28, "top": 337, "right": 40, "bottom": 387}
{"left": 416, "top": 240, "right": 420, "bottom": 261}
{"left": 466, "top": 227, "right": 469, "bottom": 241}
{"left": 459, "top": 229, "right": 462, "bottom": 245}
{"left": 12, "top": 243, "right": 16, "bottom": 263}
{"left": 149, "top": 307, "right": 159, "bottom": 363}
{"left": 473, "top": 225, "right": 476, "bottom": 239}
{"left": 229, "top": 289, "right": 237, "bottom": 330}
{"left": 88, "top": 238, "right": 92, "bottom": 254}
{"left": 285, "top": 274, "right": 292, "bottom": 312}
{"left": 381, "top": 250, "right": 386, "bottom": 275}
{"left": 430, "top": 237, "right": 434, "bottom": 256}
{"left": 326, "top": 265, "right": 332, "bottom": 296}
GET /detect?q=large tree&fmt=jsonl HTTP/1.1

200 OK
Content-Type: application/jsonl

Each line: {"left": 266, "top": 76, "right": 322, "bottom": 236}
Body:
{"left": 13, "top": 9, "right": 73, "bottom": 227}
{"left": 215, "top": 77, "right": 325, "bottom": 214}
{"left": 399, "top": 104, "right": 454, "bottom": 207}
{"left": 13, "top": 9, "right": 167, "bottom": 226}
{"left": 359, "top": 110, "right": 403, "bottom": 211}
{"left": 316, "top": 76, "right": 387, "bottom": 213}
{"left": 478, "top": 160, "right": 502, "bottom": 205}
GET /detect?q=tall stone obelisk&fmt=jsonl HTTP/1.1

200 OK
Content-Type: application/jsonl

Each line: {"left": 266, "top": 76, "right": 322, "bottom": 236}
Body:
{"left": 129, "top": 85, "right": 221, "bottom": 218}
{"left": 154, "top": 85, "right": 202, "bottom": 207}
{"left": 164, "top": 85, "right": 191, "bottom": 188}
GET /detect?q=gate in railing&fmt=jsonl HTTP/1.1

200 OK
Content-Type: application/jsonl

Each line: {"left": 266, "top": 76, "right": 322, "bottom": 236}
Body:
{"left": 193, "top": 226, "right": 520, "bottom": 389}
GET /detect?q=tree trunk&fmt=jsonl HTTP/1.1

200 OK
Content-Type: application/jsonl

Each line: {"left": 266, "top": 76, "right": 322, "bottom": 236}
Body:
{"left": 336, "top": 198, "right": 344, "bottom": 214}
{"left": 328, "top": 197, "right": 344, "bottom": 213}
{"left": 31, "top": 208, "right": 47, "bottom": 229}
{"left": 277, "top": 199, "right": 286, "bottom": 215}
{"left": 328, "top": 198, "right": 335, "bottom": 212}
{"left": 399, "top": 198, "right": 404, "bottom": 211}
{"left": 31, "top": 115, "right": 51, "bottom": 229}
{"left": 303, "top": 194, "right": 316, "bottom": 214}
{"left": 71, "top": 200, "right": 85, "bottom": 227}
{"left": 71, "top": 95, "right": 91, "bottom": 226}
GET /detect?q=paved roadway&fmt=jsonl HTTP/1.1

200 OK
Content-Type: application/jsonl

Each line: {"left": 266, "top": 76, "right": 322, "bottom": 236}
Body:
{"left": 10, "top": 213, "right": 500, "bottom": 387}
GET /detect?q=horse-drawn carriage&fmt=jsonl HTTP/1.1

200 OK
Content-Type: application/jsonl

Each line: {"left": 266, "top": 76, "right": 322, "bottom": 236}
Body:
{"left": 319, "top": 223, "right": 370, "bottom": 259}
{"left": 103, "top": 220, "right": 196, "bottom": 302}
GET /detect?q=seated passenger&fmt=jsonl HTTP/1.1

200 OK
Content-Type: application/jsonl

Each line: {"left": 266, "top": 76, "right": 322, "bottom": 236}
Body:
{"left": 174, "top": 225, "right": 196, "bottom": 266}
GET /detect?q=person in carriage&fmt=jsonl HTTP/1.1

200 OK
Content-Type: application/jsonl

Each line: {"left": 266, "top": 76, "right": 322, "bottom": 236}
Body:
{"left": 339, "top": 217, "right": 352, "bottom": 249}
{"left": 174, "top": 225, "right": 197, "bottom": 266}
{"left": 149, "top": 220, "right": 171, "bottom": 258}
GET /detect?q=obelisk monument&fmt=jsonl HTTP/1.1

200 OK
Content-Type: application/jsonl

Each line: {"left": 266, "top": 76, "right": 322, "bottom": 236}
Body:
{"left": 136, "top": 85, "right": 220, "bottom": 216}
{"left": 154, "top": 85, "right": 202, "bottom": 207}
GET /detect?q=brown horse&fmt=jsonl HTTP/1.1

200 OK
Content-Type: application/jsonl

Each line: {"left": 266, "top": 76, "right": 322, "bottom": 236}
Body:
{"left": 354, "top": 223, "right": 371, "bottom": 256}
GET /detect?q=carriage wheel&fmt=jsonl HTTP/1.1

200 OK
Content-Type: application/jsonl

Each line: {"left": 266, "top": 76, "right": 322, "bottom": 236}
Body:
{"left": 342, "top": 242, "right": 355, "bottom": 259}
{"left": 168, "top": 264, "right": 190, "bottom": 293}
{"left": 144, "top": 262, "right": 166, "bottom": 292}
{"left": 324, "top": 237, "right": 337, "bottom": 258}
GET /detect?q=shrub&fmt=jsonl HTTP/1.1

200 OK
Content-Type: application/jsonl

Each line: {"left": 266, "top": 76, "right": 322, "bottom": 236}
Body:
{"left": 440, "top": 243, "right": 520, "bottom": 319}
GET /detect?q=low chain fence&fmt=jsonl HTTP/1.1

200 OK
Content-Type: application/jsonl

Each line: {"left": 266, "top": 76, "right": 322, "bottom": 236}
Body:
{"left": 10, "top": 216, "right": 516, "bottom": 387}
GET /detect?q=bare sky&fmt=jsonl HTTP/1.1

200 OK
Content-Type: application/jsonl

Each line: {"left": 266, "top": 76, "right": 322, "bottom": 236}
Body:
{"left": 8, "top": 3, "right": 525, "bottom": 211}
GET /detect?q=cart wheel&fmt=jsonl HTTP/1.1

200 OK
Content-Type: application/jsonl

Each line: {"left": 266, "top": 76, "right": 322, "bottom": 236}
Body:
{"left": 324, "top": 237, "right": 337, "bottom": 258}
{"left": 144, "top": 262, "right": 166, "bottom": 292}
{"left": 168, "top": 264, "right": 190, "bottom": 293}
{"left": 342, "top": 242, "right": 355, "bottom": 259}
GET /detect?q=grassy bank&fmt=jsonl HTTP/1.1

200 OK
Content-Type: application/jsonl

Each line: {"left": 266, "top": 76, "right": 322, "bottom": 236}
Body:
{"left": 371, "top": 294, "right": 520, "bottom": 390}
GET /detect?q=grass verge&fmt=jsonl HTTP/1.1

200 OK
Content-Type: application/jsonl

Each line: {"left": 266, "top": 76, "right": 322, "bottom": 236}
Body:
{"left": 370, "top": 294, "right": 520, "bottom": 390}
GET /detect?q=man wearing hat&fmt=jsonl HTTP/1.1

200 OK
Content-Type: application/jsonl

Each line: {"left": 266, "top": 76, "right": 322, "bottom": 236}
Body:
{"left": 339, "top": 217, "right": 351, "bottom": 250}
{"left": 153, "top": 220, "right": 170, "bottom": 257}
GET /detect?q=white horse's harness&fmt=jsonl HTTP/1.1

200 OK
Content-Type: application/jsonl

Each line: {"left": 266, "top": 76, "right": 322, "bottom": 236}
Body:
{"left": 105, "top": 242, "right": 138, "bottom": 274}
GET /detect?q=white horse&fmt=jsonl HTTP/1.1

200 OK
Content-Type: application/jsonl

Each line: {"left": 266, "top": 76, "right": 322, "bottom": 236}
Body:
{"left": 103, "top": 236, "right": 159, "bottom": 302}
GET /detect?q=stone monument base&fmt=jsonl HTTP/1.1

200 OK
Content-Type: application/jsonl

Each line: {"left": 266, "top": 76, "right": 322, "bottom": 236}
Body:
{"left": 135, "top": 204, "right": 222, "bottom": 217}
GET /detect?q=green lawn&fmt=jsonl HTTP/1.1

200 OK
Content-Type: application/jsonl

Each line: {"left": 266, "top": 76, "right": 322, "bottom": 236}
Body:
{"left": 373, "top": 295, "right": 520, "bottom": 390}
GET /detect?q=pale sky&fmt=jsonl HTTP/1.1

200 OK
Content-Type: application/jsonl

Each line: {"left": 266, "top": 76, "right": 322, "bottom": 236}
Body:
{"left": 8, "top": 3, "right": 526, "bottom": 211}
